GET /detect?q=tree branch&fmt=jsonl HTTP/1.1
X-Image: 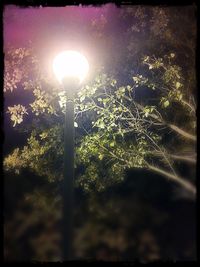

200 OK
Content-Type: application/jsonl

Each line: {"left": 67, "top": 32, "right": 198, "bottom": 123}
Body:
{"left": 147, "top": 163, "right": 196, "bottom": 196}
{"left": 151, "top": 151, "right": 196, "bottom": 164}
{"left": 132, "top": 101, "right": 196, "bottom": 142}
{"left": 169, "top": 154, "right": 196, "bottom": 164}
{"left": 168, "top": 124, "right": 196, "bottom": 141}
{"left": 181, "top": 99, "right": 196, "bottom": 114}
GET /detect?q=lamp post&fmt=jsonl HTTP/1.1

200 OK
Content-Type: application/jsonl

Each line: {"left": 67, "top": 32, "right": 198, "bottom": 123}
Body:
{"left": 53, "top": 51, "right": 89, "bottom": 261}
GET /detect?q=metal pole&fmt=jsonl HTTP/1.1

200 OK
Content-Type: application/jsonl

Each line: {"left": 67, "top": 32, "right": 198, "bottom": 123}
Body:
{"left": 62, "top": 91, "right": 75, "bottom": 261}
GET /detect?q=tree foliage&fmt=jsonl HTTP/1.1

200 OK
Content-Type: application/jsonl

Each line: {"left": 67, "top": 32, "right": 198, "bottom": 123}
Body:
{"left": 4, "top": 52, "right": 196, "bottom": 196}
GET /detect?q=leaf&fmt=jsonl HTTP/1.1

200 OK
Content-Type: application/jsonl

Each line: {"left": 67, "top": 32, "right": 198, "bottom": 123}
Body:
{"left": 99, "top": 154, "right": 104, "bottom": 160}
{"left": 127, "top": 85, "right": 131, "bottom": 91}
{"left": 111, "top": 79, "right": 117, "bottom": 86}
{"left": 143, "top": 106, "right": 154, "bottom": 117}
{"left": 74, "top": 122, "right": 78, "bottom": 127}
{"left": 98, "top": 122, "right": 105, "bottom": 129}
{"left": 163, "top": 100, "right": 169, "bottom": 108}
{"left": 80, "top": 95, "right": 85, "bottom": 102}
{"left": 110, "top": 141, "right": 115, "bottom": 147}
{"left": 176, "top": 82, "right": 181, "bottom": 89}
{"left": 178, "top": 93, "right": 183, "bottom": 100}
{"left": 40, "top": 132, "right": 48, "bottom": 140}
{"left": 143, "top": 55, "right": 149, "bottom": 62}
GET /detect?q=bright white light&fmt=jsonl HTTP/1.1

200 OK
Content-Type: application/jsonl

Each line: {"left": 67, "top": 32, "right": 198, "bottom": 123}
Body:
{"left": 53, "top": 50, "right": 89, "bottom": 84}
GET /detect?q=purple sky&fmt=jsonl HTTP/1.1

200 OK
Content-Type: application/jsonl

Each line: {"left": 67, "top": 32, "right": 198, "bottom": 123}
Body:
{"left": 3, "top": 4, "right": 115, "bottom": 44}
{"left": 3, "top": 4, "right": 122, "bottom": 78}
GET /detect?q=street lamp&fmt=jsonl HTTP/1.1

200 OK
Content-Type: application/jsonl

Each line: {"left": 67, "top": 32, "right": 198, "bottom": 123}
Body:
{"left": 53, "top": 50, "right": 89, "bottom": 261}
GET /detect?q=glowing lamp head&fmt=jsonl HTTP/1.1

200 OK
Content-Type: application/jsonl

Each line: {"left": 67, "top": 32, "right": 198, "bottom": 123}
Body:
{"left": 53, "top": 50, "right": 89, "bottom": 84}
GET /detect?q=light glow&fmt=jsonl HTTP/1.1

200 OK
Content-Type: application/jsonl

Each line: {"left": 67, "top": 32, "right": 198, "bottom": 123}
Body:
{"left": 53, "top": 50, "right": 89, "bottom": 84}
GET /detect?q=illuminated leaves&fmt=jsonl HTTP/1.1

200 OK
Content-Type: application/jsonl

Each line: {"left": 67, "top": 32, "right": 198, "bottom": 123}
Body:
{"left": 111, "top": 79, "right": 117, "bottom": 87}
{"left": 143, "top": 106, "right": 156, "bottom": 117}
{"left": 142, "top": 55, "right": 164, "bottom": 70}
{"left": 116, "top": 87, "right": 126, "bottom": 99}
{"left": 39, "top": 132, "right": 48, "bottom": 140}
{"left": 76, "top": 134, "right": 126, "bottom": 192}
{"left": 110, "top": 141, "right": 115, "bottom": 147}
{"left": 13, "top": 47, "right": 31, "bottom": 58}
{"left": 4, "top": 125, "right": 63, "bottom": 181}
{"left": 139, "top": 54, "right": 186, "bottom": 109}
{"left": 175, "top": 82, "right": 181, "bottom": 89}
{"left": 58, "top": 91, "right": 66, "bottom": 111}
{"left": 4, "top": 148, "right": 25, "bottom": 174}
{"left": 163, "top": 100, "right": 169, "bottom": 108}
{"left": 30, "top": 88, "right": 55, "bottom": 116}
{"left": 4, "top": 68, "right": 22, "bottom": 92}
{"left": 7, "top": 104, "right": 28, "bottom": 126}
{"left": 160, "top": 97, "right": 170, "bottom": 108}
{"left": 133, "top": 75, "right": 148, "bottom": 87}
{"left": 4, "top": 47, "right": 36, "bottom": 92}
{"left": 80, "top": 95, "right": 85, "bottom": 102}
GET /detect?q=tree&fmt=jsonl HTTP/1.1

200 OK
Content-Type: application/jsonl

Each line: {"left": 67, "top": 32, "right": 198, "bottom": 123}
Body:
{"left": 75, "top": 54, "right": 196, "bottom": 196}
{"left": 4, "top": 6, "right": 196, "bottom": 197}
{"left": 4, "top": 51, "right": 196, "bottom": 197}
{"left": 4, "top": 170, "right": 196, "bottom": 261}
